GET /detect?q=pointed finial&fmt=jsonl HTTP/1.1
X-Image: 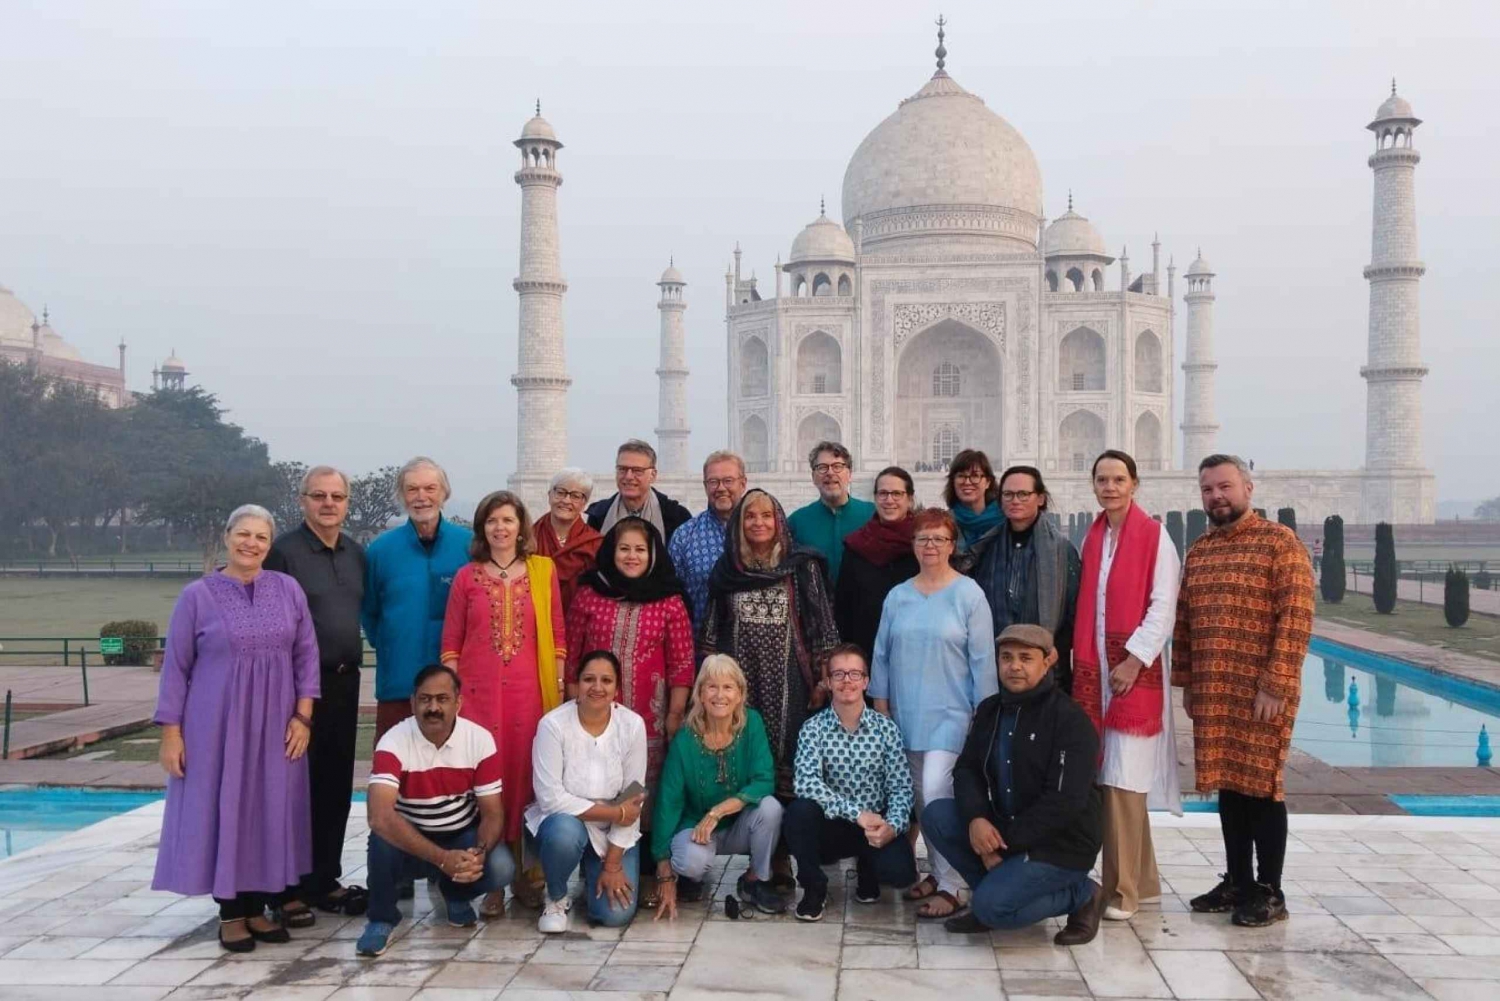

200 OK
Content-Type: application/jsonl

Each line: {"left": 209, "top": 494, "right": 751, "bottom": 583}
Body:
{"left": 669, "top": 255, "right": 674, "bottom": 267}
{"left": 934, "top": 14, "right": 947, "bottom": 72}
{"left": 535, "top": 98, "right": 541, "bottom": 116}
{"left": 1391, "top": 77, "right": 1397, "bottom": 96}
{"left": 820, "top": 194, "right": 826, "bottom": 216}
{"left": 1067, "top": 189, "right": 1073, "bottom": 212}
{"left": 42, "top": 305, "right": 49, "bottom": 325}
{"left": 1153, "top": 231, "right": 1160, "bottom": 244}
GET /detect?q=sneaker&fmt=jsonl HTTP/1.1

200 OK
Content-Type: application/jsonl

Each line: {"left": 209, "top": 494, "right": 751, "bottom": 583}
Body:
{"left": 854, "top": 864, "right": 880, "bottom": 904}
{"left": 538, "top": 895, "right": 571, "bottom": 934}
{"left": 678, "top": 876, "right": 704, "bottom": 903}
{"left": 355, "top": 920, "right": 396, "bottom": 957}
{"left": 1189, "top": 873, "right": 1244, "bottom": 914}
{"left": 737, "top": 875, "right": 789, "bottom": 915}
{"left": 1231, "top": 883, "right": 1288, "bottom": 927}
{"left": 446, "top": 898, "right": 477, "bottom": 928}
{"left": 795, "top": 883, "right": 827, "bottom": 922}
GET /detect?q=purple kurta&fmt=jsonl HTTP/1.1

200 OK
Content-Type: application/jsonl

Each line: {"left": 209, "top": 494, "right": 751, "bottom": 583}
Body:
{"left": 152, "top": 570, "right": 321, "bottom": 898}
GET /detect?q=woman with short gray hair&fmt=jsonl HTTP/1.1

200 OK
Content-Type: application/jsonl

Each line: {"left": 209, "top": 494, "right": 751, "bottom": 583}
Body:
{"left": 534, "top": 467, "right": 604, "bottom": 614}
{"left": 152, "top": 503, "right": 322, "bottom": 950}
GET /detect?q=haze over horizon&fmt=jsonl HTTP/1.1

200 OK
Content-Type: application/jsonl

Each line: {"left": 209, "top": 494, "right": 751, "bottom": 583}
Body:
{"left": 2, "top": 1, "right": 1496, "bottom": 506}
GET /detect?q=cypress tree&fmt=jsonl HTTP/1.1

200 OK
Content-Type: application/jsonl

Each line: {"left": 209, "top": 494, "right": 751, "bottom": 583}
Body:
{"left": 1373, "top": 521, "right": 1397, "bottom": 614}
{"left": 1321, "top": 515, "right": 1346, "bottom": 603}
{"left": 1185, "top": 509, "right": 1208, "bottom": 547}
{"left": 1445, "top": 567, "right": 1470, "bottom": 627}
{"left": 1277, "top": 507, "right": 1297, "bottom": 532}
{"left": 1166, "top": 511, "right": 1185, "bottom": 559}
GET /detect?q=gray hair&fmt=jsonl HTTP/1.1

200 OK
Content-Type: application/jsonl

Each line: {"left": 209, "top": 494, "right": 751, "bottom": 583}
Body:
{"left": 394, "top": 456, "right": 452, "bottom": 505}
{"left": 702, "top": 450, "right": 746, "bottom": 479}
{"left": 225, "top": 503, "right": 275, "bottom": 536}
{"left": 807, "top": 440, "right": 852, "bottom": 468}
{"left": 549, "top": 466, "right": 595, "bottom": 496}
{"left": 1198, "top": 453, "right": 1253, "bottom": 483}
{"left": 299, "top": 464, "right": 350, "bottom": 495}
{"left": 616, "top": 439, "right": 657, "bottom": 466}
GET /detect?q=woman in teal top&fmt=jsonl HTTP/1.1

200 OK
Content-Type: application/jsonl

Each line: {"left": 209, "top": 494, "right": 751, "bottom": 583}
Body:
{"left": 652, "top": 654, "right": 786, "bottom": 919}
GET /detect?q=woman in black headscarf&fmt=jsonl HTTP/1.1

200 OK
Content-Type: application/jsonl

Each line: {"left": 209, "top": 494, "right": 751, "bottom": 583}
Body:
{"left": 700, "top": 489, "right": 841, "bottom": 798}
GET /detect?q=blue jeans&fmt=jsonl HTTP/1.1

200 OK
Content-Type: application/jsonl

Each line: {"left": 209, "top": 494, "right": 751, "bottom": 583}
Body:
{"left": 367, "top": 824, "right": 516, "bottom": 926}
{"left": 534, "top": 813, "right": 639, "bottom": 927}
{"left": 921, "top": 798, "right": 1093, "bottom": 930}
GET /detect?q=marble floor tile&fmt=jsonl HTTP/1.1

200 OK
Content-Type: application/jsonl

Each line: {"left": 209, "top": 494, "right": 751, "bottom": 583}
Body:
{"left": 324, "top": 989, "right": 419, "bottom": 1001}
{"left": 1, "top": 990, "right": 172, "bottom": 1001}
{"left": 184, "top": 959, "right": 292, "bottom": 986}
{"left": 1131, "top": 912, "right": 1371, "bottom": 954}
{"left": 421, "top": 961, "right": 519, "bottom": 990}
{"left": 106, "top": 959, "right": 216, "bottom": 986}
{"left": 1316, "top": 894, "right": 1398, "bottom": 916}
{"left": 1146, "top": 949, "right": 1259, "bottom": 1000}
{"left": 917, "top": 944, "right": 998, "bottom": 969}
{"left": 993, "top": 945, "right": 1079, "bottom": 972}
{"left": 340, "top": 960, "right": 444, "bottom": 987}
{"left": 673, "top": 921, "right": 840, "bottom": 1001}
{"left": 1439, "top": 934, "right": 1500, "bottom": 956}
{"left": 606, "top": 940, "right": 690, "bottom": 965}
{"left": 1360, "top": 932, "right": 1457, "bottom": 955}
{"left": 452, "top": 938, "right": 540, "bottom": 964}
{"left": 503, "top": 963, "right": 601, "bottom": 991}
{"left": 1338, "top": 913, "right": 1424, "bottom": 934}
{"left": 528, "top": 937, "right": 615, "bottom": 965}
{"left": 1421, "top": 979, "right": 1500, "bottom": 1001}
{"left": 1069, "top": 928, "right": 1172, "bottom": 998}
{"left": 0, "top": 957, "right": 138, "bottom": 985}
{"left": 410, "top": 989, "right": 500, "bottom": 1001}
{"left": 587, "top": 963, "right": 679, "bottom": 991}
{"left": 4, "top": 934, "right": 106, "bottom": 958}
{"left": 1387, "top": 952, "right": 1500, "bottom": 980}
{"left": 1391, "top": 896, "right": 1469, "bottom": 917}
{"left": 1000, "top": 968, "right": 1090, "bottom": 997}
{"left": 843, "top": 925, "right": 915, "bottom": 947}
{"left": 841, "top": 944, "right": 917, "bottom": 969}
{"left": 1228, "top": 950, "right": 1422, "bottom": 1001}
{"left": 837, "top": 968, "right": 1002, "bottom": 1001}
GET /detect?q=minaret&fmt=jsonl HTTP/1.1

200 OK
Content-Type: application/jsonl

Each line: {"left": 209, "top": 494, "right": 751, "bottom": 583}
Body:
{"left": 1361, "top": 81, "right": 1427, "bottom": 476}
{"left": 1119, "top": 246, "right": 1130, "bottom": 292}
{"left": 655, "top": 260, "right": 690, "bottom": 475}
{"left": 511, "top": 101, "right": 571, "bottom": 475}
{"left": 1180, "top": 250, "right": 1219, "bottom": 466}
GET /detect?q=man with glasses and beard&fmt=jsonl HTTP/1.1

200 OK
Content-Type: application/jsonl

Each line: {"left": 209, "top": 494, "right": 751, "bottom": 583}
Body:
{"left": 1172, "top": 454, "right": 1314, "bottom": 928}
{"left": 787, "top": 441, "right": 873, "bottom": 586}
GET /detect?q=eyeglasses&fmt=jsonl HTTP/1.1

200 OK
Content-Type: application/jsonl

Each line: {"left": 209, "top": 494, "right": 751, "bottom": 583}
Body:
{"left": 303, "top": 491, "right": 348, "bottom": 503}
{"left": 875, "top": 489, "right": 908, "bottom": 500}
{"left": 616, "top": 464, "right": 655, "bottom": 477}
{"left": 828, "top": 670, "right": 866, "bottom": 682}
{"left": 1000, "top": 490, "right": 1035, "bottom": 502}
{"left": 704, "top": 477, "right": 742, "bottom": 490}
{"left": 812, "top": 462, "right": 850, "bottom": 475}
{"left": 954, "top": 471, "right": 988, "bottom": 483}
{"left": 551, "top": 487, "right": 588, "bottom": 502}
{"left": 915, "top": 535, "right": 953, "bottom": 547}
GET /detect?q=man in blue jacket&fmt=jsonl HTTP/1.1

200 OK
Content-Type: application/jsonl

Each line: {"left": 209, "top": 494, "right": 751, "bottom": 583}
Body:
{"left": 362, "top": 456, "right": 470, "bottom": 744}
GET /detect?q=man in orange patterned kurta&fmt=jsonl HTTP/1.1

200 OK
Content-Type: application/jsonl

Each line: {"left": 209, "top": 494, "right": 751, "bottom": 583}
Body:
{"left": 1171, "top": 454, "right": 1314, "bottom": 929}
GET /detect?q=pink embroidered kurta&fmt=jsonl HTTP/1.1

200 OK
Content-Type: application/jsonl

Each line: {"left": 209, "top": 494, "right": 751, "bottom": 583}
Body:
{"left": 564, "top": 585, "right": 695, "bottom": 783}
{"left": 441, "top": 563, "right": 564, "bottom": 842}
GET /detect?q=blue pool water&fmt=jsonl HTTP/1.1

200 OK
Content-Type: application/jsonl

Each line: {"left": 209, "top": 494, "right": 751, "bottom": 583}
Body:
{"left": 0, "top": 787, "right": 162, "bottom": 859}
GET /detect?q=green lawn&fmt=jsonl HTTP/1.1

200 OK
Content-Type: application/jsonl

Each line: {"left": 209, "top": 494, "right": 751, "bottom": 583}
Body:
{"left": 1318, "top": 595, "right": 1500, "bottom": 661}
{"left": 0, "top": 578, "right": 182, "bottom": 658}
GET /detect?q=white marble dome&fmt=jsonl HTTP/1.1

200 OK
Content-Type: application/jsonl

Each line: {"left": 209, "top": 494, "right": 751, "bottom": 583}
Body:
{"left": 1187, "top": 253, "right": 1214, "bottom": 276}
{"left": 789, "top": 212, "right": 855, "bottom": 263}
{"left": 520, "top": 113, "right": 558, "bottom": 142}
{"left": 0, "top": 283, "right": 37, "bottom": 348}
{"left": 1044, "top": 208, "right": 1108, "bottom": 258}
{"left": 659, "top": 263, "right": 685, "bottom": 284}
{"left": 840, "top": 70, "right": 1043, "bottom": 250}
{"left": 1375, "top": 91, "right": 1415, "bottom": 121}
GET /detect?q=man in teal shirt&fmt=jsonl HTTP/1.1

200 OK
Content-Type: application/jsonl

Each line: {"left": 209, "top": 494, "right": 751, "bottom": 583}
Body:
{"left": 786, "top": 440, "right": 874, "bottom": 586}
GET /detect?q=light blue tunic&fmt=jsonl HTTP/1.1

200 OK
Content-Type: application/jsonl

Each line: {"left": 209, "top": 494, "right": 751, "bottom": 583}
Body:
{"left": 869, "top": 576, "right": 998, "bottom": 754}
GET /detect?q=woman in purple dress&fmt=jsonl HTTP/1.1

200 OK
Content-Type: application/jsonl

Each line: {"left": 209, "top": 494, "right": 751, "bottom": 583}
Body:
{"left": 153, "top": 504, "right": 321, "bottom": 952}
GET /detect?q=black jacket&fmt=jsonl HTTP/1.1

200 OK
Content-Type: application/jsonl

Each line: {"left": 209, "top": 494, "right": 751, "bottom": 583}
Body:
{"left": 953, "top": 677, "right": 1102, "bottom": 872}
{"left": 584, "top": 488, "right": 693, "bottom": 543}
{"left": 833, "top": 546, "right": 917, "bottom": 662}
{"left": 969, "top": 531, "right": 1082, "bottom": 695}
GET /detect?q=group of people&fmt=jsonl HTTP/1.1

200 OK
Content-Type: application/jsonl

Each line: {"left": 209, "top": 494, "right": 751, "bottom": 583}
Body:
{"left": 149, "top": 437, "right": 1314, "bottom": 958}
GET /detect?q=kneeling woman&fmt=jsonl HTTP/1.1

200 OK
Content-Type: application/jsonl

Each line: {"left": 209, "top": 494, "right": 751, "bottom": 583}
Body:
{"left": 525, "top": 651, "right": 648, "bottom": 933}
{"left": 652, "top": 655, "right": 786, "bottom": 918}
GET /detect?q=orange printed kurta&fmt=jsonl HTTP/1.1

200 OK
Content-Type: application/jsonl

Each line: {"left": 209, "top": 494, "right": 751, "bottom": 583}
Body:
{"left": 1171, "top": 514, "right": 1314, "bottom": 801}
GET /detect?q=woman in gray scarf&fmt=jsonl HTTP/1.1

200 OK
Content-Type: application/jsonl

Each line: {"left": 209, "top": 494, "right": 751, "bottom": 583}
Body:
{"left": 968, "top": 465, "right": 1082, "bottom": 694}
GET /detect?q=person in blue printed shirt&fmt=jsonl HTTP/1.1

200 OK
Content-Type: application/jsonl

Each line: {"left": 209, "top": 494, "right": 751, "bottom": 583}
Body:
{"left": 785, "top": 643, "right": 917, "bottom": 921}
{"left": 667, "top": 450, "right": 747, "bottom": 629}
{"left": 362, "top": 457, "right": 471, "bottom": 744}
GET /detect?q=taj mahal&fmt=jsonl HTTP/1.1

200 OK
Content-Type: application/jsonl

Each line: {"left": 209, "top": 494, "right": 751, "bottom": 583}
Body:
{"left": 505, "top": 27, "right": 1435, "bottom": 525}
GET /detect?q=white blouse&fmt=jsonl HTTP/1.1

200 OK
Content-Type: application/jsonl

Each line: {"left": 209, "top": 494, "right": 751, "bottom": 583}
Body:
{"left": 524, "top": 701, "right": 649, "bottom": 858}
{"left": 1095, "top": 520, "right": 1182, "bottom": 812}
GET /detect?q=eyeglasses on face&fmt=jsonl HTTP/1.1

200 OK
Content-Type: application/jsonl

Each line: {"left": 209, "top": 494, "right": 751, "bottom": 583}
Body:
{"left": 704, "top": 476, "right": 742, "bottom": 489}
{"left": 828, "top": 669, "right": 866, "bottom": 682}
{"left": 303, "top": 491, "right": 348, "bottom": 503}
{"left": 616, "top": 465, "right": 655, "bottom": 477}
{"left": 875, "top": 489, "right": 908, "bottom": 500}
{"left": 954, "top": 470, "right": 988, "bottom": 483}
{"left": 812, "top": 462, "right": 850, "bottom": 475}
{"left": 551, "top": 487, "right": 588, "bottom": 502}
{"left": 914, "top": 535, "right": 953, "bottom": 547}
{"left": 1000, "top": 490, "right": 1036, "bottom": 502}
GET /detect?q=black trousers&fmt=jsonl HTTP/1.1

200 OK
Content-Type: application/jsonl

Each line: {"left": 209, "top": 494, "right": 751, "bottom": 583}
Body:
{"left": 783, "top": 797, "right": 918, "bottom": 894}
{"left": 215, "top": 890, "right": 287, "bottom": 921}
{"left": 299, "top": 667, "right": 362, "bottom": 899}
{"left": 1218, "top": 789, "right": 1288, "bottom": 892}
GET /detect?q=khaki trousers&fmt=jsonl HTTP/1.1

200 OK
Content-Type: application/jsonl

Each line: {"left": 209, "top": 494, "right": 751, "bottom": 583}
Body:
{"left": 1100, "top": 786, "right": 1160, "bottom": 913}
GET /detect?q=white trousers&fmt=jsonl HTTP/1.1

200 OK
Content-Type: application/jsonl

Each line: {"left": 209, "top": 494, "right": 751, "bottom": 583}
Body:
{"left": 909, "top": 749, "right": 964, "bottom": 896}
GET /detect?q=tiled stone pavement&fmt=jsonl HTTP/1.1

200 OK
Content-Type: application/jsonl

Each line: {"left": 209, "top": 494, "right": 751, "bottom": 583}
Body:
{"left": 3, "top": 804, "right": 1500, "bottom": 999}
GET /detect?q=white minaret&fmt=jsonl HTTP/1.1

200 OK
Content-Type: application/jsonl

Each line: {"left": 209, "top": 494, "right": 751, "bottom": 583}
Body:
{"left": 1361, "top": 82, "right": 1427, "bottom": 476}
{"left": 511, "top": 102, "right": 571, "bottom": 475}
{"left": 1180, "top": 251, "right": 1219, "bottom": 466}
{"left": 655, "top": 260, "right": 690, "bottom": 475}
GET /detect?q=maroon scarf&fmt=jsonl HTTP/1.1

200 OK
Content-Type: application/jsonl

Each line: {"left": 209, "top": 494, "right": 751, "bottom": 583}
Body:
{"left": 1072, "top": 503, "right": 1164, "bottom": 740}
{"left": 843, "top": 513, "right": 915, "bottom": 567}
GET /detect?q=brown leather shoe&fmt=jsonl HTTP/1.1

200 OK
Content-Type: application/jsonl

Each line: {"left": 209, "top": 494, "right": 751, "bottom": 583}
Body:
{"left": 1053, "top": 879, "right": 1103, "bottom": 946}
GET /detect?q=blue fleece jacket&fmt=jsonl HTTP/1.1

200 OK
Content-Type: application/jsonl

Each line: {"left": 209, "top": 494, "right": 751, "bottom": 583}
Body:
{"left": 361, "top": 518, "right": 470, "bottom": 702}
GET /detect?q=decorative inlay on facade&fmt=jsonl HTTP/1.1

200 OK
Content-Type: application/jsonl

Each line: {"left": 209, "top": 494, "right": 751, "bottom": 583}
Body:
{"left": 858, "top": 203, "right": 1038, "bottom": 245}
{"left": 1015, "top": 294, "right": 1033, "bottom": 451}
{"left": 793, "top": 323, "right": 843, "bottom": 344}
{"left": 1362, "top": 264, "right": 1427, "bottom": 279}
{"left": 512, "top": 279, "right": 569, "bottom": 294}
{"left": 794, "top": 404, "right": 844, "bottom": 424}
{"left": 892, "top": 301, "right": 1006, "bottom": 355}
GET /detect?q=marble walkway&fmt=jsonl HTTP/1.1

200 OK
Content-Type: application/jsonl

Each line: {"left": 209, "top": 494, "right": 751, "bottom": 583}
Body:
{"left": 2, "top": 803, "right": 1500, "bottom": 1001}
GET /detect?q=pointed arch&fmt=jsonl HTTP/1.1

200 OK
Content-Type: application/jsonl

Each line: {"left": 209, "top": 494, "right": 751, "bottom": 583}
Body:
{"left": 796, "top": 412, "right": 841, "bottom": 464}
{"left": 894, "top": 318, "right": 1002, "bottom": 467}
{"left": 1135, "top": 411, "right": 1163, "bottom": 470}
{"left": 1059, "top": 410, "right": 1106, "bottom": 473}
{"left": 741, "top": 414, "right": 769, "bottom": 473}
{"left": 1133, "top": 329, "right": 1163, "bottom": 393}
{"left": 796, "top": 331, "right": 841, "bottom": 394}
{"left": 1065, "top": 267, "right": 1084, "bottom": 292}
{"left": 836, "top": 274, "right": 852, "bottom": 296}
{"left": 739, "top": 336, "right": 769, "bottom": 397}
{"left": 1058, "top": 326, "right": 1106, "bottom": 391}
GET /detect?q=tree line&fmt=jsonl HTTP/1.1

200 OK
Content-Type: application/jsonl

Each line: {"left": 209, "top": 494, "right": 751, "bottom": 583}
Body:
{"left": 0, "top": 360, "right": 401, "bottom": 569}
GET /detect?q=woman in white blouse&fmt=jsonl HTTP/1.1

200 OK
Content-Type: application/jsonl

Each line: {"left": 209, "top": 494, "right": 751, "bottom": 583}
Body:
{"left": 526, "top": 649, "right": 648, "bottom": 933}
{"left": 1071, "top": 450, "right": 1182, "bottom": 922}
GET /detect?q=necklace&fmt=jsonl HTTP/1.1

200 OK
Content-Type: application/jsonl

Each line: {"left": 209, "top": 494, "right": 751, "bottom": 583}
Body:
{"left": 490, "top": 555, "right": 522, "bottom": 579}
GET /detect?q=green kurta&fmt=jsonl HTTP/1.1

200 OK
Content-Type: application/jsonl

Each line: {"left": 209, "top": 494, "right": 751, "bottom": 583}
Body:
{"left": 787, "top": 496, "right": 876, "bottom": 585}
{"left": 650, "top": 708, "right": 776, "bottom": 860}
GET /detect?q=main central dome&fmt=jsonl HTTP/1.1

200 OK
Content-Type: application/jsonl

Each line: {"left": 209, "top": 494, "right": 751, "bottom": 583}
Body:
{"left": 841, "top": 69, "right": 1043, "bottom": 253}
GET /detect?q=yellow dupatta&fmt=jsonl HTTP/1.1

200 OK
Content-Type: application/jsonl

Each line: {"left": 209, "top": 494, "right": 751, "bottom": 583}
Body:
{"left": 526, "top": 554, "right": 563, "bottom": 712}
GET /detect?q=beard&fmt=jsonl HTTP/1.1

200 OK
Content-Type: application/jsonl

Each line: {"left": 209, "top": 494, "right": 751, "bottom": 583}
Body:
{"left": 1207, "top": 500, "right": 1249, "bottom": 526}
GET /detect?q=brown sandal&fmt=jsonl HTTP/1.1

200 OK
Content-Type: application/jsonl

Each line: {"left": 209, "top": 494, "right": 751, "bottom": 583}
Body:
{"left": 903, "top": 875, "right": 938, "bottom": 901}
{"left": 917, "top": 890, "right": 965, "bottom": 920}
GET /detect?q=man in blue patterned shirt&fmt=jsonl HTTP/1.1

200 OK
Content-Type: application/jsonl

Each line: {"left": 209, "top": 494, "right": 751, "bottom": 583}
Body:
{"left": 667, "top": 450, "right": 747, "bottom": 628}
{"left": 785, "top": 643, "right": 917, "bottom": 921}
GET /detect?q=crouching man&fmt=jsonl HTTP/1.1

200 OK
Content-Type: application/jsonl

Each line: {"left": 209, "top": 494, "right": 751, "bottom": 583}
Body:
{"left": 357, "top": 664, "right": 516, "bottom": 956}
{"left": 920, "top": 624, "right": 1105, "bottom": 944}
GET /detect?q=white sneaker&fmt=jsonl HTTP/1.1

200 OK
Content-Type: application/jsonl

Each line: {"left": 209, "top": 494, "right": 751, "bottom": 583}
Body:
{"left": 1103, "top": 905, "right": 1136, "bottom": 921}
{"left": 538, "top": 895, "right": 571, "bottom": 934}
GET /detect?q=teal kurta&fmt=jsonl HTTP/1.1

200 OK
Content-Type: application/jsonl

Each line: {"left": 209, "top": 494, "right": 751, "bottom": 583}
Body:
{"left": 787, "top": 496, "right": 876, "bottom": 585}
{"left": 650, "top": 708, "right": 776, "bottom": 861}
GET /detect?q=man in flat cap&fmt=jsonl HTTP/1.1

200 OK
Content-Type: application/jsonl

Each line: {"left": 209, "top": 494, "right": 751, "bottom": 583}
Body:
{"left": 921, "top": 624, "right": 1105, "bottom": 945}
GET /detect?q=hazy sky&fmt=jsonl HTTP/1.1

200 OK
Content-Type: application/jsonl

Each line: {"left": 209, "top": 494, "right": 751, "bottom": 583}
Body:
{"left": 3, "top": 0, "right": 1496, "bottom": 504}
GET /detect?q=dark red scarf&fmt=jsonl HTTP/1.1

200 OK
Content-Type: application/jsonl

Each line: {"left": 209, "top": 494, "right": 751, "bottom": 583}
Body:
{"left": 843, "top": 513, "right": 915, "bottom": 567}
{"left": 1072, "top": 503, "right": 1164, "bottom": 740}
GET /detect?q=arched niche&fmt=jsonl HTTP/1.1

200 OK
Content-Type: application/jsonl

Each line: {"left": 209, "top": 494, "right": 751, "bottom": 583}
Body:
{"left": 796, "top": 331, "right": 841, "bottom": 394}
{"left": 1135, "top": 411, "right": 1163, "bottom": 470}
{"left": 1134, "top": 329, "right": 1163, "bottom": 393}
{"left": 1059, "top": 409, "right": 1106, "bottom": 473}
{"left": 894, "top": 318, "right": 1002, "bottom": 468}
{"left": 741, "top": 414, "right": 769, "bottom": 472}
{"left": 739, "top": 336, "right": 769, "bottom": 398}
{"left": 796, "top": 412, "right": 842, "bottom": 464}
{"left": 1058, "top": 326, "right": 1105, "bottom": 392}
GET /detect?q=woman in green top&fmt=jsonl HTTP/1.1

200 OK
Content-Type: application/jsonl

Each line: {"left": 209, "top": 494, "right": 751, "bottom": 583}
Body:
{"left": 653, "top": 654, "right": 786, "bottom": 918}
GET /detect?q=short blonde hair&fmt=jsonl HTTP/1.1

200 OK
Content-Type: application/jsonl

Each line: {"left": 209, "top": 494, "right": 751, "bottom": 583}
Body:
{"left": 685, "top": 654, "right": 749, "bottom": 738}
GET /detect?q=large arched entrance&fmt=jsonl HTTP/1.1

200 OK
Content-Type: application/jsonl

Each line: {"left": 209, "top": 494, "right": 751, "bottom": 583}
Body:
{"left": 895, "top": 318, "right": 1002, "bottom": 469}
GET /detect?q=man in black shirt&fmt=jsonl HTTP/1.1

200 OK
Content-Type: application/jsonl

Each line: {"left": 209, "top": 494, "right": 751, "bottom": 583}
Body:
{"left": 266, "top": 464, "right": 369, "bottom": 919}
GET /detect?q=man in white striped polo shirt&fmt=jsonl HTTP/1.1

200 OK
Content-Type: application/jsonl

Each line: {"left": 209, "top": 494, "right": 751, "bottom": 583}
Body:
{"left": 357, "top": 664, "right": 516, "bottom": 956}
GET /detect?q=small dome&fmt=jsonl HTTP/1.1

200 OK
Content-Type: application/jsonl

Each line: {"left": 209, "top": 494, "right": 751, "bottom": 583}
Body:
{"left": 1044, "top": 207, "right": 1109, "bottom": 259}
{"left": 1375, "top": 91, "right": 1414, "bottom": 121}
{"left": 659, "top": 263, "right": 685, "bottom": 285}
{"left": 37, "top": 325, "right": 83, "bottom": 362}
{"left": 520, "top": 113, "right": 557, "bottom": 141}
{"left": 162, "top": 351, "right": 186, "bottom": 371}
{"left": 789, "top": 212, "right": 856, "bottom": 264}
{"left": 1186, "top": 253, "right": 1214, "bottom": 277}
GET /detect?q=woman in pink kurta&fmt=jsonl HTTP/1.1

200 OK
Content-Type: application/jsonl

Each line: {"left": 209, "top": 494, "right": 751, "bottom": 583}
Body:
{"left": 442, "top": 491, "right": 565, "bottom": 914}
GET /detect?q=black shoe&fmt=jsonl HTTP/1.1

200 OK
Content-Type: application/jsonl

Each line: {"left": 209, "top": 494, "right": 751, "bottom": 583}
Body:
{"left": 218, "top": 920, "right": 256, "bottom": 953}
{"left": 246, "top": 917, "right": 291, "bottom": 944}
{"left": 1054, "top": 879, "right": 1104, "bottom": 946}
{"left": 678, "top": 876, "right": 704, "bottom": 903}
{"left": 1189, "top": 873, "right": 1245, "bottom": 914}
{"left": 795, "top": 883, "right": 827, "bottom": 922}
{"left": 943, "top": 911, "right": 987, "bottom": 934}
{"left": 1231, "top": 883, "right": 1288, "bottom": 927}
{"left": 854, "top": 864, "right": 880, "bottom": 904}
{"left": 737, "top": 875, "right": 789, "bottom": 915}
